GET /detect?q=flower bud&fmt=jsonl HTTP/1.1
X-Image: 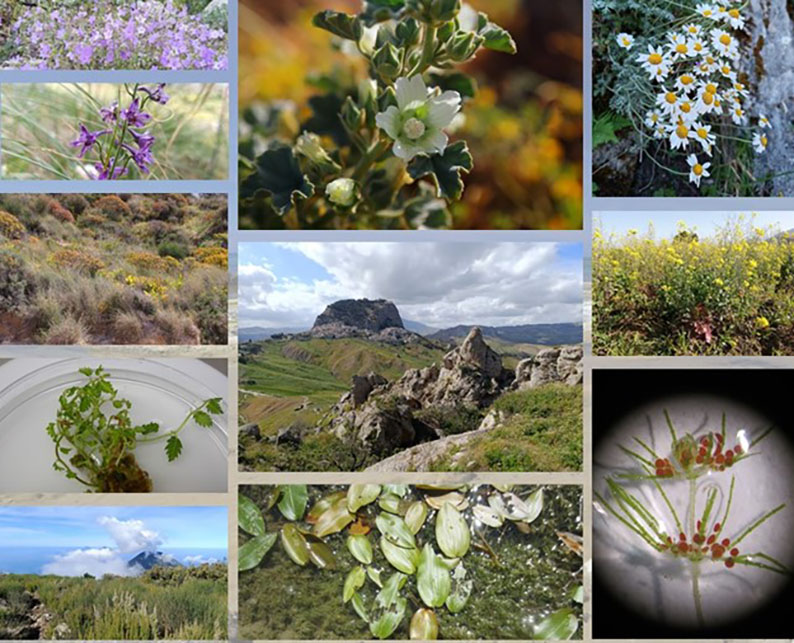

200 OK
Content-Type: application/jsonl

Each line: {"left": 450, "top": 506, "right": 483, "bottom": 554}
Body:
{"left": 372, "top": 42, "right": 401, "bottom": 80}
{"left": 447, "top": 31, "right": 482, "bottom": 61}
{"left": 325, "top": 178, "right": 360, "bottom": 207}
{"left": 396, "top": 17, "right": 421, "bottom": 46}
{"left": 341, "top": 96, "right": 364, "bottom": 131}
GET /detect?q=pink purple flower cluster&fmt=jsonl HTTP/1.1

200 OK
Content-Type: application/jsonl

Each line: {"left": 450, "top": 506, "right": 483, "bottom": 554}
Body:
{"left": 72, "top": 84, "right": 169, "bottom": 180}
{"left": 3, "top": 0, "right": 227, "bottom": 70}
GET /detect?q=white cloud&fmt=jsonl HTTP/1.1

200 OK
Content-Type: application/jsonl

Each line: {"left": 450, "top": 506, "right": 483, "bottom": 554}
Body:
{"left": 184, "top": 555, "right": 218, "bottom": 566}
{"left": 97, "top": 516, "right": 162, "bottom": 554}
{"left": 41, "top": 548, "right": 140, "bottom": 577}
{"left": 238, "top": 243, "right": 582, "bottom": 329}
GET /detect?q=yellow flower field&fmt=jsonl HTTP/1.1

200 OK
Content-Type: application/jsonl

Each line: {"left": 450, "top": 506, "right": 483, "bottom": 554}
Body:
{"left": 593, "top": 217, "right": 794, "bottom": 355}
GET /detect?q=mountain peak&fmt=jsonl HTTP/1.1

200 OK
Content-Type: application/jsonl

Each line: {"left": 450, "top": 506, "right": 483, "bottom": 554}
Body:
{"left": 313, "top": 299, "right": 404, "bottom": 332}
{"left": 128, "top": 551, "right": 179, "bottom": 570}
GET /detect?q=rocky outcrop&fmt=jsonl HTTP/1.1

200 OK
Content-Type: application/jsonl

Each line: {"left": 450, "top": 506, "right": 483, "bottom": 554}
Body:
{"left": 314, "top": 299, "right": 403, "bottom": 332}
{"left": 351, "top": 372, "right": 388, "bottom": 407}
{"left": 514, "top": 345, "right": 583, "bottom": 390}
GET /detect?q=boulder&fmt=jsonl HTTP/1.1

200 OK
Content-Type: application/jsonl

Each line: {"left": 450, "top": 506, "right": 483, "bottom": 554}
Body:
{"left": 557, "top": 345, "right": 584, "bottom": 384}
{"left": 528, "top": 347, "right": 561, "bottom": 388}
{"left": 514, "top": 357, "right": 534, "bottom": 384}
{"left": 354, "top": 403, "right": 416, "bottom": 454}
{"left": 239, "top": 423, "right": 261, "bottom": 441}
{"left": 445, "top": 326, "right": 503, "bottom": 378}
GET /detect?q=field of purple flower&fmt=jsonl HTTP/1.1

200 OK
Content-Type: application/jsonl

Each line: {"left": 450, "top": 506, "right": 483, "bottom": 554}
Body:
{"left": 0, "top": 0, "right": 228, "bottom": 70}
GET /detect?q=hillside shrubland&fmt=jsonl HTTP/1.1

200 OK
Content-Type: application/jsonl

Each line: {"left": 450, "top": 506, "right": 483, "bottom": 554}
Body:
{"left": 0, "top": 194, "right": 228, "bottom": 345}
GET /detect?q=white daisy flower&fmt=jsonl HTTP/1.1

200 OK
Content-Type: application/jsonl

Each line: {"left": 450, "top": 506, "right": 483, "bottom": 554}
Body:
{"left": 695, "top": 54, "right": 719, "bottom": 75}
{"left": 718, "top": 61, "right": 737, "bottom": 80}
{"left": 616, "top": 33, "right": 635, "bottom": 49}
{"left": 652, "top": 124, "right": 667, "bottom": 140}
{"left": 637, "top": 45, "right": 667, "bottom": 75}
{"left": 675, "top": 73, "right": 698, "bottom": 93}
{"left": 725, "top": 7, "right": 746, "bottom": 29}
{"left": 683, "top": 23, "right": 702, "bottom": 36}
{"left": 678, "top": 100, "right": 700, "bottom": 123}
{"left": 656, "top": 89, "right": 681, "bottom": 116}
{"left": 669, "top": 121, "right": 692, "bottom": 150}
{"left": 644, "top": 110, "right": 663, "bottom": 129}
{"left": 689, "top": 37, "right": 708, "bottom": 56}
{"left": 730, "top": 104, "right": 747, "bottom": 125}
{"left": 753, "top": 131, "right": 769, "bottom": 153}
{"left": 732, "top": 81, "right": 749, "bottom": 98}
{"left": 695, "top": 82, "right": 720, "bottom": 113}
{"left": 647, "top": 63, "right": 671, "bottom": 82}
{"left": 696, "top": 3, "right": 719, "bottom": 19}
{"left": 690, "top": 122, "right": 716, "bottom": 154}
{"left": 668, "top": 34, "right": 694, "bottom": 59}
{"left": 759, "top": 114, "right": 771, "bottom": 129}
{"left": 375, "top": 75, "right": 462, "bottom": 161}
{"left": 711, "top": 29, "right": 738, "bottom": 57}
{"left": 687, "top": 154, "right": 711, "bottom": 186}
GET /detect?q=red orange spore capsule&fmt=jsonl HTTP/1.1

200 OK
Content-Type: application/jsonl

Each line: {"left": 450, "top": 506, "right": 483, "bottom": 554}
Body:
{"left": 722, "top": 538, "right": 730, "bottom": 547}
{"left": 713, "top": 523, "right": 721, "bottom": 532}
{"left": 734, "top": 444, "right": 743, "bottom": 455}
{"left": 707, "top": 534, "right": 716, "bottom": 545}
{"left": 725, "top": 559, "right": 735, "bottom": 568}
{"left": 679, "top": 532, "right": 686, "bottom": 541}
{"left": 730, "top": 547, "right": 739, "bottom": 556}
{"left": 655, "top": 458, "right": 665, "bottom": 468}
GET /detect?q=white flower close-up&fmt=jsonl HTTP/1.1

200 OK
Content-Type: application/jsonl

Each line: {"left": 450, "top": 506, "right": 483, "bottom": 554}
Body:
{"left": 687, "top": 153, "right": 711, "bottom": 186}
{"left": 376, "top": 75, "right": 462, "bottom": 161}
{"left": 616, "top": 32, "right": 635, "bottom": 49}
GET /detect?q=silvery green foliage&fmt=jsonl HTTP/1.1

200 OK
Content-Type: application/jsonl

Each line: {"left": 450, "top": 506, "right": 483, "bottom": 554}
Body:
{"left": 239, "top": 0, "right": 516, "bottom": 229}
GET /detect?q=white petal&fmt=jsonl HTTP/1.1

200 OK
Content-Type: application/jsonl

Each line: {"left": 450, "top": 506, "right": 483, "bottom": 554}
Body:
{"left": 395, "top": 75, "right": 427, "bottom": 110}
{"left": 375, "top": 106, "right": 401, "bottom": 140}
{"left": 393, "top": 139, "right": 422, "bottom": 161}
{"left": 426, "top": 91, "right": 462, "bottom": 129}
{"left": 425, "top": 129, "right": 448, "bottom": 154}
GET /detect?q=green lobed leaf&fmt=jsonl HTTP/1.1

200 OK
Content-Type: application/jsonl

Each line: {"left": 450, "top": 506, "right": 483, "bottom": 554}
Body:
{"left": 165, "top": 435, "right": 182, "bottom": 462}
{"left": 278, "top": 484, "right": 308, "bottom": 521}
{"left": 347, "top": 534, "right": 374, "bottom": 565}
{"left": 476, "top": 12, "right": 517, "bottom": 54}
{"left": 367, "top": 566, "right": 384, "bottom": 588}
{"left": 280, "top": 523, "right": 310, "bottom": 567}
{"left": 312, "top": 10, "right": 363, "bottom": 41}
{"left": 533, "top": 608, "right": 579, "bottom": 640}
{"left": 407, "top": 141, "right": 474, "bottom": 201}
{"left": 240, "top": 144, "right": 315, "bottom": 216}
{"left": 206, "top": 398, "right": 223, "bottom": 415}
{"left": 239, "top": 495, "right": 265, "bottom": 536}
{"left": 416, "top": 544, "right": 451, "bottom": 608}
{"left": 193, "top": 410, "right": 213, "bottom": 428}
{"left": 347, "top": 483, "right": 382, "bottom": 513}
{"left": 435, "top": 502, "right": 471, "bottom": 558}
{"left": 344, "top": 565, "right": 367, "bottom": 603}
{"left": 380, "top": 536, "right": 420, "bottom": 574}
{"left": 239, "top": 533, "right": 277, "bottom": 572}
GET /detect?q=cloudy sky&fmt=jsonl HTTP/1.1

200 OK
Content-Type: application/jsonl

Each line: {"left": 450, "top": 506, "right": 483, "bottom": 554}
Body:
{"left": 0, "top": 506, "right": 227, "bottom": 576}
{"left": 596, "top": 211, "right": 794, "bottom": 239}
{"left": 238, "top": 242, "right": 583, "bottom": 329}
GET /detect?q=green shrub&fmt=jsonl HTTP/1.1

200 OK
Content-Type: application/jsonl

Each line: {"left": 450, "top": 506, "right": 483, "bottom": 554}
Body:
{"left": 158, "top": 241, "right": 190, "bottom": 260}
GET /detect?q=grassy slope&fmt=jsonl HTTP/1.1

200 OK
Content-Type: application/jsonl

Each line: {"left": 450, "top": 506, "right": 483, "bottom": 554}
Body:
{"left": 0, "top": 566, "right": 227, "bottom": 640}
{"left": 431, "top": 383, "right": 583, "bottom": 472}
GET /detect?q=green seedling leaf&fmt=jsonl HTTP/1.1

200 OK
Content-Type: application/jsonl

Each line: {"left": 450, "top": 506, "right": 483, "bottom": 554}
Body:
{"left": 206, "top": 398, "right": 223, "bottom": 415}
{"left": 405, "top": 501, "right": 428, "bottom": 534}
{"left": 407, "top": 141, "right": 474, "bottom": 201}
{"left": 436, "top": 502, "right": 471, "bottom": 558}
{"left": 281, "top": 523, "right": 310, "bottom": 566}
{"left": 380, "top": 536, "right": 420, "bottom": 574}
{"left": 240, "top": 144, "right": 315, "bottom": 215}
{"left": 192, "top": 410, "right": 213, "bottom": 428}
{"left": 278, "top": 484, "right": 308, "bottom": 521}
{"left": 383, "top": 484, "right": 410, "bottom": 497}
{"left": 344, "top": 565, "right": 367, "bottom": 603}
{"left": 239, "top": 494, "right": 265, "bottom": 536}
{"left": 410, "top": 608, "right": 439, "bottom": 640}
{"left": 239, "top": 533, "right": 277, "bottom": 572}
{"left": 376, "top": 512, "right": 416, "bottom": 549}
{"left": 348, "top": 483, "right": 382, "bottom": 512}
{"left": 476, "top": 12, "right": 517, "bottom": 54}
{"left": 378, "top": 493, "right": 404, "bottom": 514}
{"left": 533, "top": 608, "right": 579, "bottom": 640}
{"left": 370, "top": 596, "right": 407, "bottom": 639}
{"left": 312, "top": 10, "right": 363, "bottom": 41}
{"left": 165, "top": 435, "right": 182, "bottom": 462}
{"left": 416, "top": 544, "right": 451, "bottom": 608}
{"left": 446, "top": 562, "right": 472, "bottom": 613}
{"left": 347, "top": 534, "right": 374, "bottom": 565}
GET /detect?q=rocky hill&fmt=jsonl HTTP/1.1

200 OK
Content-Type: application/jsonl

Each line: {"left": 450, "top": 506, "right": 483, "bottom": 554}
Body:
{"left": 248, "top": 327, "right": 583, "bottom": 471}
{"left": 128, "top": 551, "right": 179, "bottom": 570}
{"left": 429, "top": 322, "right": 583, "bottom": 345}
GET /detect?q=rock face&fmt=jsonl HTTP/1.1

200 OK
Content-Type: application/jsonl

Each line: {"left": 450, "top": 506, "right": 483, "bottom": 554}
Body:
{"left": 314, "top": 299, "right": 403, "bottom": 332}
{"left": 749, "top": 0, "right": 794, "bottom": 194}
{"left": 514, "top": 345, "right": 584, "bottom": 390}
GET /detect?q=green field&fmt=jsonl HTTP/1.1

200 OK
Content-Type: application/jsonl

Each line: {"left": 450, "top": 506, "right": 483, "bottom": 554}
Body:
{"left": 0, "top": 564, "right": 227, "bottom": 640}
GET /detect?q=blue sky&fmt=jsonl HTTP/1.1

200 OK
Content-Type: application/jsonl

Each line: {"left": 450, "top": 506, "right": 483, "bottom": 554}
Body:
{"left": 595, "top": 211, "right": 794, "bottom": 240}
{"left": 237, "top": 242, "right": 584, "bottom": 329}
{"left": 0, "top": 506, "right": 227, "bottom": 549}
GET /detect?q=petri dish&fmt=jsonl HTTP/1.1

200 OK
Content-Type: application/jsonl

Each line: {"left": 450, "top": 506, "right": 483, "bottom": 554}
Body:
{"left": 0, "top": 358, "right": 227, "bottom": 493}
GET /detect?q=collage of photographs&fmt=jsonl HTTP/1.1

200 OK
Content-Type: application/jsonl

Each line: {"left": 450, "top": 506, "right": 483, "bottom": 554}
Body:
{"left": 0, "top": 0, "right": 793, "bottom": 641}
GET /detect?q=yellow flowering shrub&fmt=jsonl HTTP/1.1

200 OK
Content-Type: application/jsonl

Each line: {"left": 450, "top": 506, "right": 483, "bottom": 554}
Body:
{"left": 49, "top": 248, "right": 105, "bottom": 275}
{"left": 593, "top": 218, "right": 794, "bottom": 355}
{"left": 0, "top": 211, "right": 25, "bottom": 240}
{"left": 125, "top": 251, "right": 180, "bottom": 273}
{"left": 193, "top": 247, "right": 228, "bottom": 269}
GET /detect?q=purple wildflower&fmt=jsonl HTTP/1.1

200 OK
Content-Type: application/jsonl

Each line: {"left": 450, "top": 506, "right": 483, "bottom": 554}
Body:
{"left": 94, "top": 159, "right": 128, "bottom": 180}
{"left": 121, "top": 98, "right": 151, "bottom": 127}
{"left": 129, "top": 128, "right": 155, "bottom": 151}
{"left": 121, "top": 143, "right": 154, "bottom": 174}
{"left": 137, "top": 83, "right": 170, "bottom": 105}
{"left": 100, "top": 101, "right": 119, "bottom": 123}
{"left": 70, "top": 124, "right": 110, "bottom": 158}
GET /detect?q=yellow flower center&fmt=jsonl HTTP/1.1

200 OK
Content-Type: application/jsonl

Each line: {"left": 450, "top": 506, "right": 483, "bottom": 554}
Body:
{"left": 697, "top": 128, "right": 708, "bottom": 139}
{"left": 706, "top": 55, "right": 715, "bottom": 64}
{"left": 729, "top": 8, "right": 740, "bottom": 17}
{"left": 675, "top": 43, "right": 688, "bottom": 53}
{"left": 735, "top": 108, "right": 743, "bottom": 116}
{"left": 649, "top": 53, "right": 663, "bottom": 65}
{"left": 622, "top": 37, "right": 631, "bottom": 45}
{"left": 680, "top": 75, "right": 694, "bottom": 85}
{"left": 761, "top": 135, "right": 768, "bottom": 146}
{"left": 719, "top": 34, "right": 731, "bottom": 46}
{"left": 665, "top": 92, "right": 677, "bottom": 104}
{"left": 681, "top": 102, "right": 692, "bottom": 113}
{"left": 688, "top": 25, "right": 698, "bottom": 33}
{"left": 702, "top": 9, "right": 712, "bottom": 16}
{"left": 703, "top": 92, "right": 714, "bottom": 105}
{"left": 705, "top": 83, "right": 717, "bottom": 94}
{"left": 676, "top": 124, "right": 688, "bottom": 138}
{"left": 694, "top": 41, "right": 703, "bottom": 51}
{"left": 722, "top": 65, "right": 731, "bottom": 74}
{"left": 693, "top": 164, "right": 703, "bottom": 176}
